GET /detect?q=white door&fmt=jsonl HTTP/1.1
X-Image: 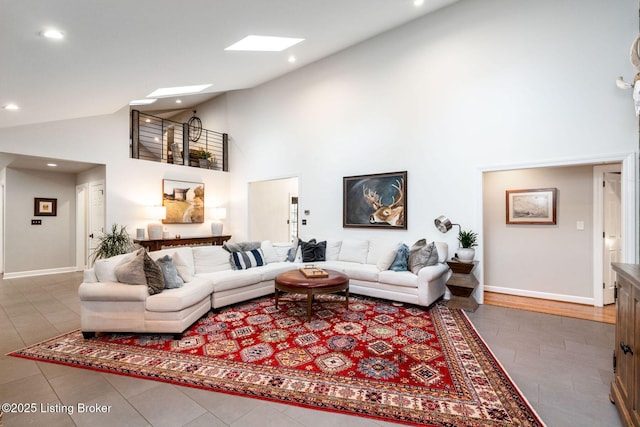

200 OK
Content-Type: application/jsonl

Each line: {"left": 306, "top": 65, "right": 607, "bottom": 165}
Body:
{"left": 603, "top": 171, "right": 622, "bottom": 305}
{"left": 76, "top": 184, "right": 88, "bottom": 269}
{"left": 88, "top": 181, "right": 105, "bottom": 264}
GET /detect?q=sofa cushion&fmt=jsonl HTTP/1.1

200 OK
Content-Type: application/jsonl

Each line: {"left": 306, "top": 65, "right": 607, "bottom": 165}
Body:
{"left": 192, "top": 246, "right": 232, "bottom": 273}
{"left": 343, "top": 264, "right": 379, "bottom": 282}
{"left": 378, "top": 270, "right": 419, "bottom": 288}
{"left": 376, "top": 246, "right": 399, "bottom": 271}
{"left": 145, "top": 279, "right": 213, "bottom": 312}
{"left": 94, "top": 252, "right": 136, "bottom": 283}
{"left": 114, "top": 249, "right": 147, "bottom": 286}
{"left": 366, "top": 240, "right": 399, "bottom": 265}
{"left": 325, "top": 240, "right": 342, "bottom": 261}
{"left": 338, "top": 239, "right": 369, "bottom": 264}
{"left": 389, "top": 243, "right": 409, "bottom": 271}
{"left": 79, "top": 281, "right": 149, "bottom": 302}
{"left": 230, "top": 248, "right": 266, "bottom": 270}
{"left": 258, "top": 262, "right": 298, "bottom": 281}
{"left": 197, "top": 269, "right": 263, "bottom": 293}
{"left": 272, "top": 243, "right": 292, "bottom": 261}
{"left": 301, "top": 239, "right": 326, "bottom": 262}
{"left": 155, "top": 255, "right": 184, "bottom": 289}
{"left": 143, "top": 251, "right": 165, "bottom": 295}
{"left": 408, "top": 239, "right": 439, "bottom": 274}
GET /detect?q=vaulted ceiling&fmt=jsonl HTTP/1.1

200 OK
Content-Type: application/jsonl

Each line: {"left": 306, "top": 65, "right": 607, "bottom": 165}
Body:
{"left": 1, "top": 0, "right": 458, "bottom": 129}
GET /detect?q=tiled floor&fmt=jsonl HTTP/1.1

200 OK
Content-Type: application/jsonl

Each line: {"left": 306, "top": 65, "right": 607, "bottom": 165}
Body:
{"left": 0, "top": 273, "right": 623, "bottom": 426}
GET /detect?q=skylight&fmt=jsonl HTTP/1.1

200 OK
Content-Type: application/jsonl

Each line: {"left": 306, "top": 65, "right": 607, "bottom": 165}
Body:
{"left": 129, "top": 99, "right": 157, "bottom": 106}
{"left": 225, "top": 35, "right": 304, "bottom": 52}
{"left": 147, "top": 84, "right": 212, "bottom": 98}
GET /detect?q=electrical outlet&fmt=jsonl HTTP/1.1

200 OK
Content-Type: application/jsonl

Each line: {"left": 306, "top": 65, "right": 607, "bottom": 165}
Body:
{"left": 576, "top": 221, "right": 585, "bottom": 230}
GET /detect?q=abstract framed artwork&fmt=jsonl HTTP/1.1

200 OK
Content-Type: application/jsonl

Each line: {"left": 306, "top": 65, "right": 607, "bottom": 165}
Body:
{"left": 343, "top": 171, "right": 407, "bottom": 229}
{"left": 506, "top": 188, "right": 557, "bottom": 225}
{"left": 162, "top": 179, "right": 204, "bottom": 224}
{"left": 34, "top": 198, "right": 57, "bottom": 216}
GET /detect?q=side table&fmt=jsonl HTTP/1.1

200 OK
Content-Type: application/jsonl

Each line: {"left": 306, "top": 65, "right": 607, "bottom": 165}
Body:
{"left": 445, "top": 260, "right": 479, "bottom": 312}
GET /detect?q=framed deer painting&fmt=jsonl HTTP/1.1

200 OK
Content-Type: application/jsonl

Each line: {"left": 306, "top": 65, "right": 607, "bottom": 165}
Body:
{"left": 343, "top": 171, "right": 407, "bottom": 229}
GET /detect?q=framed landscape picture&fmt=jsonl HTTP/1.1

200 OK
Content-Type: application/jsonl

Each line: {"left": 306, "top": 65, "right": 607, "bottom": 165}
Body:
{"left": 162, "top": 179, "right": 204, "bottom": 223}
{"left": 343, "top": 171, "right": 407, "bottom": 229}
{"left": 506, "top": 188, "right": 557, "bottom": 225}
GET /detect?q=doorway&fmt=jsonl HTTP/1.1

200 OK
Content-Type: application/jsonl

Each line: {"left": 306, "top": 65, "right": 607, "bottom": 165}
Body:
{"left": 248, "top": 177, "right": 299, "bottom": 243}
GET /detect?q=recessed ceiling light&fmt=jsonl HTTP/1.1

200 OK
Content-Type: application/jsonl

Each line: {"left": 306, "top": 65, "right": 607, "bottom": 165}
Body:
{"left": 288, "top": 55, "right": 296, "bottom": 63}
{"left": 225, "top": 35, "right": 304, "bottom": 52}
{"left": 414, "top": 0, "right": 424, "bottom": 6}
{"left": 3, "top": 103, "right": 19, "bottom": 110}
{"left": 129, "top": 99, "right": 157, "bottom": 106}
{"left": 176, "top": 99, "right": 182, "bottom": 104}
{"left": 147, "top": 84, "right": 212, "bottom": 98}
{"left": 41, "top": 29, "right": 64, "bottom": 40}
{"left": 47, "top": 163, "right": 57, "bottom": 167}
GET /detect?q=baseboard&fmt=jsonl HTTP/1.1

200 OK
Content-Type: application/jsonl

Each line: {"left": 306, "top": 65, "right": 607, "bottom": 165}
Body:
{"left": 3, "top": 266, "right": 79, "bottom": 279}
{"left": 484, "top": 285, "right": 594, "bottom": 306}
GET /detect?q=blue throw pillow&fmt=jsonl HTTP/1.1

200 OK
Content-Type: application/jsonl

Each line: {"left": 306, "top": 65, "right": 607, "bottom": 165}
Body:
{"left": 231, "top": 248, "right": 265, "bottom": 270}
{"left": 389, "top": 243, "right": 410, "bottom": 271}
{"left": 155, "top": 255, "right": 184, "bottom": 289}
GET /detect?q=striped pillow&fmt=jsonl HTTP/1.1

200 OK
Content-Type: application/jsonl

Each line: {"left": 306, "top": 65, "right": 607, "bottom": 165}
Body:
{"left": 230, "top": 248, "right": 266, "bottom": 270}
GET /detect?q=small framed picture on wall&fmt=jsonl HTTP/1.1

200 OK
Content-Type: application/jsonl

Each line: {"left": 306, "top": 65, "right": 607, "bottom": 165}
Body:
{"left": 506, "top": 188, "right": 557, "bottom": 225}
{"left": 34, "top": 198, "right": 57, "bottom": 216}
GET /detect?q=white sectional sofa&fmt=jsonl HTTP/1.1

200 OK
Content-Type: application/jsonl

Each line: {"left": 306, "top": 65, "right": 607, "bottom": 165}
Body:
{"left": 79, "top": 238, "right": 451, "bottom": 338}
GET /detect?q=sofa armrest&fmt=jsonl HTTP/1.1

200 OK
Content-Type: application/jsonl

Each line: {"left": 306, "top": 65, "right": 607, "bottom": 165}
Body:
{"left": 83, "top": 269, "right": 98, "bottom": 283}
{"left": 79, "top": 281, "right": 149, "bottom": 302}
{"left": 417, "top": 263, "right": 450, "bottom": 283}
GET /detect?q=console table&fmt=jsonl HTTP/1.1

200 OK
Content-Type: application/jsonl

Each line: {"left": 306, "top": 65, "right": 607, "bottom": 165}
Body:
{"left": 134, "top": 235, "right": 231, "bottom": 252}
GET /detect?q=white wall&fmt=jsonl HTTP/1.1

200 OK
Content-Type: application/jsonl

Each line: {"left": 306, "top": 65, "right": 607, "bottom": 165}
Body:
{"left": 483, "top": 165, "right": 594, "bottom": 302}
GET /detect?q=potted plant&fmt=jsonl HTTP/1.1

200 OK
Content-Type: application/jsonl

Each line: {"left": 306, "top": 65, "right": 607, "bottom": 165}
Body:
{"left": 91, "top": 223, "right": 133, "bottom": 262}
{"left": 198, "top": 150, "right": 213, "bottom": 168}
{"left": 456, "top": 229, "right": 478, "bottom": 263}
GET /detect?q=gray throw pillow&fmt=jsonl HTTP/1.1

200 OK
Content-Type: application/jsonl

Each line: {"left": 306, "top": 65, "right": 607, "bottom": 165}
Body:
{"left": 143, "top": 251, "right": 164, "bottom": 295}
{"left": 408, "top": 239, "right": 439, "bottom": 274}
{"left": 155, "top": 255, "right": 184, "bottom": 289}
{"left": 286, "top": 239, "right": 300, "bottom": 262}
{"left": 223, "top": 241, "right": 261, "bottom": 253}
{"left": 114, "top": 249, "right": 147, "bottom": 286}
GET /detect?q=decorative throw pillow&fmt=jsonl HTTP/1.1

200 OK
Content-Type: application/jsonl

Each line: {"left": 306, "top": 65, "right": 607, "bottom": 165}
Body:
{"left": 223, "top": 241, "right": 261, "bottom": 253}
{"left": 172, "top": 251, "right": 193, "bottom": 282}
{"left": 142, "top": 251, "right": 164, "bottom": 295}
{"left": 376, "top": 247, "right": 398, "bottom": 271}
{"left": 389, "top": 243, "right": 410, "bottom": 271}
{"left": 300, "top": 239, "right": 327, "bottom": 262}
{"left": 114, "top": 249, "right": 147, "bottom": 285}
{"left": 286, "top": 239, "right": 300, "bottom": 262}
{"left": 230, "top": 248, "right": 265, "bottom": 270}
{"left": 155, "top": 255, "right": 184, "bottom": 289}
{"left": 408, "top": 239, "right": 440, "bottom": 274}
{"left": 261, "top": 240, "right": 280, "bottom": 264}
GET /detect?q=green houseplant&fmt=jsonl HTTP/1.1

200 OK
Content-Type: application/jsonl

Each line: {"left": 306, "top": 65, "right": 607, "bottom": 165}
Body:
{"left": 198, "top": 150, "right": 213, "bottom": 168}
{"left": 456, "top": 230, "right": 478, "bottom": 263}
{"left": 91, "top": 223, "right": 133, "bottom": 262}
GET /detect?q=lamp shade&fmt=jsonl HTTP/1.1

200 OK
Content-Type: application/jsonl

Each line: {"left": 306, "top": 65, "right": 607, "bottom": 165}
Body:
{"left": 147, "top": 205, "right": 166, "bottom": 221}
{"left": 211, "top": 207, "right": 227, "bottom": 220}
{"left": 434, "top": 215, "right": 452, "bottom": 233}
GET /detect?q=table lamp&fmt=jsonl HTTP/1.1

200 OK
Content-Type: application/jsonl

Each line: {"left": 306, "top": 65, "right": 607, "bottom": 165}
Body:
{"left": 211, "top": 207, "right": 227, "bottom": 236}
{"left": 147, "top": 206, "right": 166, "bottom": 240}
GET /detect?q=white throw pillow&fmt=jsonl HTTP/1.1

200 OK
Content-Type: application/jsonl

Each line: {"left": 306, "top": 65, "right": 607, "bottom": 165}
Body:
{"left": 261, "top": 240, "right": 280, "bottom": 264}
{"left": 272, "top": 243, "right": 292, "bottom": 261}
{"left": 192, "top": 246, "right": 232, "bottom": 273}
{"left": 376, "top": 247, "right": 399, "bottom": 271}
{"left": 172, "top": 251, "right": 193, "bottom": 282}
{"left": 324, "top": 240, "right": 342, "bottom": 261}
{"left": 434, "top": 242, "right": 449, "bottom": 263}
{"left": 94, "top": 252, "right": 136, "bottom": 283}
{"left": 338, "top": 239, "right": 369, "bottom": 264}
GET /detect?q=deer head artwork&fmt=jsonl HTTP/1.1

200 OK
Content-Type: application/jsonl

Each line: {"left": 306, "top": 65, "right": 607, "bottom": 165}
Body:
{"left": 362, "top": 178, "right": 405, "bottom": 226}
{"left": 616, "top": 34, "right": 640, "bottom": 116}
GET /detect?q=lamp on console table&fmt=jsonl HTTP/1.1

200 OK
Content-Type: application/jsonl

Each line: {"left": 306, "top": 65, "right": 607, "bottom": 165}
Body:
{"left": 147, "top": 206, "right": 166, "bottom": 240}
{"left": 210, "top": 207, "right": 227, "bottom": 236}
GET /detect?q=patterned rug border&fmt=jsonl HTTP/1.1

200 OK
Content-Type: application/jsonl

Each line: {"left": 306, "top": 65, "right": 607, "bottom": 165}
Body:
{"left": 7, "top": 299, "right": 546, "bottom": 427}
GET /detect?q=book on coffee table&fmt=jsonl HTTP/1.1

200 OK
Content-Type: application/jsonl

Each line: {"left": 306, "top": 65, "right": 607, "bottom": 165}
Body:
{"left": 299, "top": 267, "right": 329, "bottom": 278}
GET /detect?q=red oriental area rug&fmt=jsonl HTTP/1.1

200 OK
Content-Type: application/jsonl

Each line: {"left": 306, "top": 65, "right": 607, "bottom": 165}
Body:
{"left": 9, "top": 295, "right": 544, "bottom": 426}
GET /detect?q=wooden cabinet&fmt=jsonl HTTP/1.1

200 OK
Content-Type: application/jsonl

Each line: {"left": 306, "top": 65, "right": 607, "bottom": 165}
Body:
{"left": 611, "top": 263, "right": 640, "bottom": 427}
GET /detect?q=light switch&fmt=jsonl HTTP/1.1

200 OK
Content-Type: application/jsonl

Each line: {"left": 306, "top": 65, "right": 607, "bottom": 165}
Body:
{"left": 576, "top": 221, "right": 584, "bottom": 230}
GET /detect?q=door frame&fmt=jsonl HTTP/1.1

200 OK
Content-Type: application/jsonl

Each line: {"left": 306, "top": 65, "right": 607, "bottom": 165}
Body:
{"left": 75, "top": 183, "right": 89, "bottom": 270}
{"left": 593, "top": 164, "right": 623, "bottom": 306}
{"left": 476, "top": 152, "right": 636, "bottom": 306}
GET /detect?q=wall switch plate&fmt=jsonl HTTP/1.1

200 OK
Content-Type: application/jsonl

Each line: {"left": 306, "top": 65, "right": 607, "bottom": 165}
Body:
{"left": 302, "top": 219, "right": 307, "bottom": 225}
{"left": 576, "top": 221, "right": 584, "bottom": 230}
{"left": 31, "top": 219, "right": 42, "bottom": 225}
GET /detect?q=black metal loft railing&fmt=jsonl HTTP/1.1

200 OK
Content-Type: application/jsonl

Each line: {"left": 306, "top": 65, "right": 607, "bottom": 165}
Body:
{"left": 130, "top": 110, "right": 228, "bottom": 171}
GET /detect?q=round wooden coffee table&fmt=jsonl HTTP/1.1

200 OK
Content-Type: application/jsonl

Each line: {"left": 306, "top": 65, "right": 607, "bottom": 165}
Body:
{"left": 275, "top": 269, "right": 349, "bottom": 321}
